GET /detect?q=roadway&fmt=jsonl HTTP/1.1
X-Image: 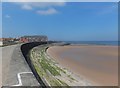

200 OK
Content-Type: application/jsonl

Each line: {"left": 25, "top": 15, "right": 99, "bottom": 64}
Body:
{"left": 2, "top": 44, "right": 40, "bottom": 87}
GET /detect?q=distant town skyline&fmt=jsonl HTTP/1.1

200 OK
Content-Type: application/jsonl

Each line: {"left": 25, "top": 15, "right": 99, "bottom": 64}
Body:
{"left": 2, "top": 2, "right": 118, "bottom": 41}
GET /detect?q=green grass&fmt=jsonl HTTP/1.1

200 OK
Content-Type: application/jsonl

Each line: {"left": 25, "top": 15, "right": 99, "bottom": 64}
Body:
{"left": 57, "top": 79, "right": 69, "bottom": 86}
{"left": 55, "top": 66, "right": 66, "bottom": 74}
{"left": 68, "top": 75, "right": 75, "bottom": 81}
{"left": 30, "top": 46, "right": 69, "bottom": 86}
{"left": 39, "top": 57, "right": 61, "bottom": 76}
{"left": 50, "top": 79, "right": 61, "bottom": 86}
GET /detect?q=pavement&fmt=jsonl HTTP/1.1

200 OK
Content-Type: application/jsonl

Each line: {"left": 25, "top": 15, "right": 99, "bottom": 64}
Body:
{"left": 2, "top": 44, "right": 40, "bottom": 87}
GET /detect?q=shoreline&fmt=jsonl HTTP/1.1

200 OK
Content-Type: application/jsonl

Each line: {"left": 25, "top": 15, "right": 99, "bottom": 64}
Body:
{"left": 30, "top": 45, "right": 94, "bottom": 86}
{"left": 47, "top": 44, "right": 118, "bottom": 86}
{"left": 46, "top": 48, "right": 97, "bottom": 86}
{"left": 45, "top": 51, "right": 94, "bottom": 86}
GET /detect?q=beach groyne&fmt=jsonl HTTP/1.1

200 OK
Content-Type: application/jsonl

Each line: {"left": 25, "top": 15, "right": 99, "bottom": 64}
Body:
{"left": 21, "top": 42, "right": 48, "bottom": 86}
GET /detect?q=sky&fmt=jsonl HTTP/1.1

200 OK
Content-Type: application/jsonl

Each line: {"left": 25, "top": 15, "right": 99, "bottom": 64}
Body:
{"left": 2, "top": 2, "right": 118, "bottom": 41}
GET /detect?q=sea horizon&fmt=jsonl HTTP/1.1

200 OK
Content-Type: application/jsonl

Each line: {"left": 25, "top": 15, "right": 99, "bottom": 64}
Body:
{"left": 63, "top": 41, "right": 118, "bottom": 46}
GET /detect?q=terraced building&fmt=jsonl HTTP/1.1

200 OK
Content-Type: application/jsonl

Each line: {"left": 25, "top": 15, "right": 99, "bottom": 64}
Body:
{"left": 20, "top": 35, "right": 48, "bottom": 43}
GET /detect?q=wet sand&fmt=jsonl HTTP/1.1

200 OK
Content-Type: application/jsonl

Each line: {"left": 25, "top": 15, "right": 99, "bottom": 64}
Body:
{"left": 47, "top": 45, "right": 118, "bottom": 86}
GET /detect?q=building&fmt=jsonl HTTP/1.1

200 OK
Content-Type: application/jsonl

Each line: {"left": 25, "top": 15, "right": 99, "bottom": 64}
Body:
{"left": 0, "top": 38, "right": 16, "bottom": 46}
{"left": 20, "top": 35, "right": 48, "bottom": 43}
{"left": 0, "top": 39, "right": 2, "bottom": 46}
{"left": 0, "top": 38, "right": 14, "bottom": 42}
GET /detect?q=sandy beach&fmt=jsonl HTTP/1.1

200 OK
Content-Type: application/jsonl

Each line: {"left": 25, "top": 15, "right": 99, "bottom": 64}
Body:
{"left": 47, "top": 45, "right": 118, "bottom": 86}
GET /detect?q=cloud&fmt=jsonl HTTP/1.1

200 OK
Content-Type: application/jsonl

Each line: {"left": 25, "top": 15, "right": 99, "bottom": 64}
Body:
{"left": 3, "top": 2, "right": 66, "bottom": 16}
{"left": 3, "top": 0, "right": 66, "bottom": 2}
{"left": 21, "top": 4, "right": 33, "bottom": 10}
{"left": 14, "top": 2, "right": 65, "bottom": 15}
{"left": 36, "top": 8, "right": 58, "bottom": 15}
{"left": 4, "top": 0, "right": 58, "bottom": 1}
{"left": 5, "top": 15, "right": 11, "bottom": 18}
{"left": 18, "top": 2, "right": 65, "bottom": 10}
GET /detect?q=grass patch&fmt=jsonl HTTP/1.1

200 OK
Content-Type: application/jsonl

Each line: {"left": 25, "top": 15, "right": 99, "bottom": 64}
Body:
{"left": 57, "top": 79, "right": 69, "bottom": 86}
{"left": 30, "top": 46, "right": 69, "bottom": 86}
{"left": 68, "top": 75, "right": 75, "bottom": 81}
{"left": 39, "top": 57, "right": 61, "bottom": 76}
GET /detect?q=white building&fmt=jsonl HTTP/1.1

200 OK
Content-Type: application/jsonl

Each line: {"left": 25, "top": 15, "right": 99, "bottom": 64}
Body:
{"left": 0, "top": 41, "right": 3, "bottom": 46}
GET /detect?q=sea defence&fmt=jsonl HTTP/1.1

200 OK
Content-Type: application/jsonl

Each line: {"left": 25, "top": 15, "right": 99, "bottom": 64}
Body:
{"left": 47, "top": 45, "right": 118, "bottom": 86}
{"left": 29, "top": 44, "right": 93, "bottom": 86}
{"left": 20, "top": 42, "right": 118, "bottom": 86}
{"left": 21, "top": 42, "right": 48, "bottom": 86}
{"left": 2, "top": 44, "right": 40, "bottom": 87}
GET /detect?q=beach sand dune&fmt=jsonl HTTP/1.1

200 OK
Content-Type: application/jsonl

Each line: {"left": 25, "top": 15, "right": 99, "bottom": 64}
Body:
{"left": 47, "top": 45, "right": 118, "bottom": 86}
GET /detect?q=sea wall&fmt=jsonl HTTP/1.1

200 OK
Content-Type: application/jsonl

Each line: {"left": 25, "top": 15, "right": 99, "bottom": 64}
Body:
{"left": 21, "top": 42, "right": 48, "bottom": 86}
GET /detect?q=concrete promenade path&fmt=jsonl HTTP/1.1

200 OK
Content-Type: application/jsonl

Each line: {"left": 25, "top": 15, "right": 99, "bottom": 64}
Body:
{"left": 1, "top": 44, "right": 40, "bottom": 87}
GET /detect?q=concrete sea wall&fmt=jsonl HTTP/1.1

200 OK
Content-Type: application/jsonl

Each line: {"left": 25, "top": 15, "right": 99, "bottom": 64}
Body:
{"left": 21, "top": 42, "right": 48, "bottom": 86}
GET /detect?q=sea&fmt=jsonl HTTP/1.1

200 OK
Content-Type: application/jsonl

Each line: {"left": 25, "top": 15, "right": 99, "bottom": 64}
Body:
{"left": 64, "top": 41, "right": 119, "bottom": 46}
